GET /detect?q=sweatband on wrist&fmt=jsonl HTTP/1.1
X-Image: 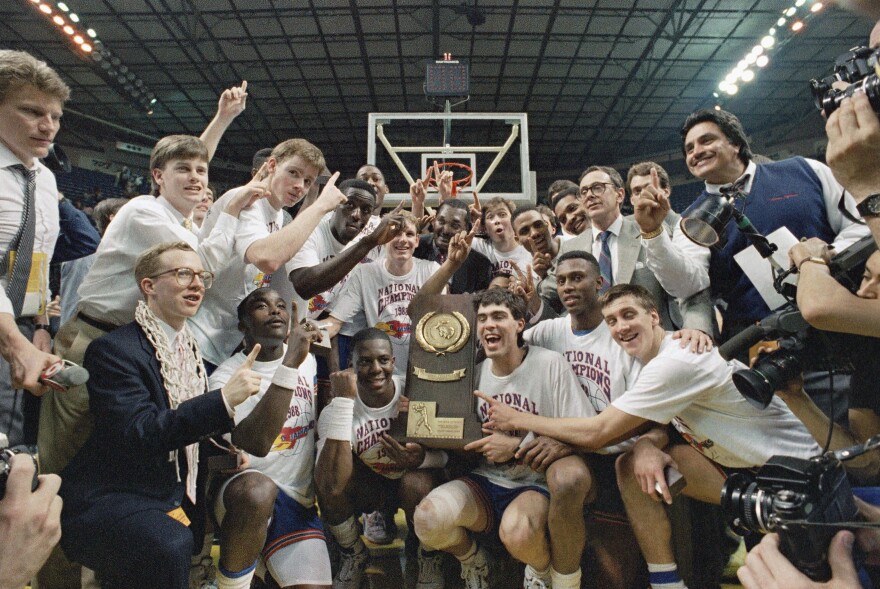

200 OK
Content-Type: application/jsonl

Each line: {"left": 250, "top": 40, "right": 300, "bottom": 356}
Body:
{"left": 271, "top": 364, "right": 299, "bottom": 390}
{"left": 419, "top": 449, "right": 448, "bottom": 469}
{"left": 323, "top": 397, "right": 355, "bottom": 441}
{"left": 518, "top": 431, "right": 536, "bottom": 449}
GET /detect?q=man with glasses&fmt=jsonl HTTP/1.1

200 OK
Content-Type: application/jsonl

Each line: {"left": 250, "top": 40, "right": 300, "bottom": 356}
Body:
{"left": 540, "top": 166, "right": 713, "bottom": 334}
{"left": 58, "top": 241, "right": 262, "bottom": 589}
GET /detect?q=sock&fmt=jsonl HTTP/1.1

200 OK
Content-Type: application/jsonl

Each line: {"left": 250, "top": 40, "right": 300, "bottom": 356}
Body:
{"left": 550, "top": 567, "right": 581, "bottom": 589}
{"left": 456, "top": 540, "right": 478, "bottom": 563}
{"left": 525, "top": 564, "right": 552, "bottom": 585}
{"left": 329, "top": 515, "right": 360, "bottom": 550}
{"left": 216, "top": 561, "right": 257, "bottom": 589}
{"left": 647, "top": 563, "right": 687, "bottom": 589}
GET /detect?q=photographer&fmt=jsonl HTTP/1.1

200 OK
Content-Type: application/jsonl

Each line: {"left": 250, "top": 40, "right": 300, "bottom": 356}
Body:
{"left": 0, "top": 453, "right": 62, "bottom": 589}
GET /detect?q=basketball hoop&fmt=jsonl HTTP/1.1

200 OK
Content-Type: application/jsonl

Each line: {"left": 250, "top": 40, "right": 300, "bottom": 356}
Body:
{"left": 424, "top": 161, "right": 473, "bottom": 197}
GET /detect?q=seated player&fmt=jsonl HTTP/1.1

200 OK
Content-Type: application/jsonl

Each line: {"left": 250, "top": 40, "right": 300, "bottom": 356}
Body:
{"left": 315, "top": 328, "right": 448, "bottom": 589}
{"left": 58, "top": 242, "right": 261, "bottom": 589}
{"left": 324, "top": 212, "right": 440, "bottom": 377}
{"left": 414, "top": 289, "right": 593, "bottom": 589}
{"left": 207, "top": 287, "right": 328, "bottom": 589}
{"left": 480, "top": 284, "right": 822, "bottom": 589}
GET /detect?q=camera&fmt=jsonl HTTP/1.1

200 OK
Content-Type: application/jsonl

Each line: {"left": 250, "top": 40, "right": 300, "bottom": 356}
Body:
{"left": 0, "top": 446, "right": 39, "bottom": 500}
{"left": 721, "top": 453, "right": 859, "bottom": 582}
{"left": 810, "top": 45, "right": 880, "bottom": 116}
{"left": 719, "top": 235, "right": 876, "bottom": 408}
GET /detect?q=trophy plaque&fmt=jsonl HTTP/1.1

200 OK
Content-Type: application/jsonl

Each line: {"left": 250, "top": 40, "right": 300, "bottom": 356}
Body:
{"left": 391, "top": 294, "right": 482, "bottom": 449}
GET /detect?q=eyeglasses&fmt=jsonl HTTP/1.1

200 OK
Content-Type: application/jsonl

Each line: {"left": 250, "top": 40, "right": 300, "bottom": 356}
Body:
{"left": 580, "top": 182, "right": 617, "bottom": 197}
{"left": 150, "top": 267, "right": 214, "bottom": 289}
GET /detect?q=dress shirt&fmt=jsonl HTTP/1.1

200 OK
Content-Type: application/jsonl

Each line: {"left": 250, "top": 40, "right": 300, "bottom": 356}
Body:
{"left": 0, "top": 142, "right": 59, "bottom": 317}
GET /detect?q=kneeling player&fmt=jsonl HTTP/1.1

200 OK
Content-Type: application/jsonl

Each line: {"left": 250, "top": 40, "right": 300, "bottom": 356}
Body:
{"left": 316, "top": 328, "right": 448, "bottom": 589}
{"left": 208, "top": 288, "right": 329, "bottom": 589}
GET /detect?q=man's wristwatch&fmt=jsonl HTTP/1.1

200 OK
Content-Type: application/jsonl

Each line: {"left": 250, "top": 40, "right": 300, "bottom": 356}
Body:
{"left": 856, "top": 193, "right": 880, "bottom": 218}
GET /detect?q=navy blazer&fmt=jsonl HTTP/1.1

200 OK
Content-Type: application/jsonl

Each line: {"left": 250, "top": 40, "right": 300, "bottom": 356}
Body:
{"left": 60, "top": 322, "right": 233, "bottom": 553}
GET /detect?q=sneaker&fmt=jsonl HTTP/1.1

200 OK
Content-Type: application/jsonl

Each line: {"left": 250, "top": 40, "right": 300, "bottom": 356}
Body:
{"left": 362, "top": 510, "right": 397, "bottom": 545}
{"left": 189, "top": 555, "right": 217, "bottom": 589}
{"left": 416, "top": 548, "right": 444, "bottom": 589}
{"left": 334, "top": 540, "right": 369, "bottom": 589}
{"left": 459, "top": 546, "right": 490, "bottom": 589}
{"left": 523, "top": 566, "right": 549, "bottom": 589}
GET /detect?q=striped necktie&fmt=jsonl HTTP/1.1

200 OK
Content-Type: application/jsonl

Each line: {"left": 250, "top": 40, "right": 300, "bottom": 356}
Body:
{"left": 5, "top": 165, "right": 37, "bottom": 316}
{"left": 598, "top": 230, "right": 613, "bottom": 294}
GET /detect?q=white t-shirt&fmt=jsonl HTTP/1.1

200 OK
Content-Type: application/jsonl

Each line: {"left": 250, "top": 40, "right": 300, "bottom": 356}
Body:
{"left": 525, "top": 318, "right": 637, "bottom": 454}
{"left": 191, "top": 188, "right": 284, "bottom": 365}
{"left": 286, "top": 213, "right": 379, "bottom": 335}
{"left": 612, "top": 335, "right": 822, "bottom": 468}
{"left": 471, "top": 238, "right": 534, "bottom": 279}
{"left": 316, "top": 375, "right": 406, "bottom": 479}
{"left": 473, "top": 346, "right": 593, "bottom": 489}
{"left": 330, "top": 258, "right": 440, "bottom": 376}
{"left": 209, "top": 348, "right": 319, "bottom": 506}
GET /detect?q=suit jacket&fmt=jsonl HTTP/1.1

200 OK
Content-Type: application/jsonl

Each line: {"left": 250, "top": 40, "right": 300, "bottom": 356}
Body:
{"left": 60, "top": 322, "right": 233, "bottom": 558}
{"left": 540, "top": 215, "right": 714, "bottom": 333}
{"left": 414, "top": 234, "right": 492, "bottom": 294}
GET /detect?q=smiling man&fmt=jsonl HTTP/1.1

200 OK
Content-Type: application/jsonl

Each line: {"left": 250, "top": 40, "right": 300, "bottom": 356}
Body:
{"left": 191, "top": 138, "right": 350, "bottom": 370}
{"left": 0, "top": 50, "right": 68, "bottom": 452}
{"left": 479, "top": 283, "right": 821, "bottom": 589}
{"left": 633, "top": 109, "right": 867, "bottom": 343}
{"left": 551, "top": 187, "right": 589, "bottom": 239}
{"left": 59, "top": 241, "right": 261, "bottom": 589}
{"left": 415, "top": 289, "right": 591, "bottom": 589}
{"left": 539, "top": 166, "right": 713, "bottom": 334}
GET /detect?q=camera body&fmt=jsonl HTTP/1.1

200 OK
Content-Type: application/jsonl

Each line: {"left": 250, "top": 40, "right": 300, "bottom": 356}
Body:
{"left": 721, "top": 453, "right": 859, "bottom": 582}
{"left": 0, "top": 446, "right": 39, "bottom": 500}
{"left": 810, "top": 45, "right": 880, "bottom": 116}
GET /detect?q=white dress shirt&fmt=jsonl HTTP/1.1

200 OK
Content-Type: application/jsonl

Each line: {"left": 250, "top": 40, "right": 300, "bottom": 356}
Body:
{"left": 77, "top": 194, "right": 238, "bottom": 326}
{"left": 0, "top": 142, "right": 59, "bottom": 317}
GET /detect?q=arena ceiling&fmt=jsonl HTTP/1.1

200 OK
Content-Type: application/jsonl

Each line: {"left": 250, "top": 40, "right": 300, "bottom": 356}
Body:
{"left": 1, "top": 0, "right": 874, "bottom": 192}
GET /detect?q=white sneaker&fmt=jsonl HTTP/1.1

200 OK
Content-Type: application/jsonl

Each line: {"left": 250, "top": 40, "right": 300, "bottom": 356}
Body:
{"left": 523, "top": 566, "right": 550, "bottom": 589}
{"left": 459, "top": 546, "right": 490, "bottom": 589}
{"left": 334, "top": 540, "right": 369, "bottom": 589}
{"left": 416, "top": 548, "right": 444, "bottom": 589}
{"left": 362, "top": 510, "right": 397, "bottom": 545}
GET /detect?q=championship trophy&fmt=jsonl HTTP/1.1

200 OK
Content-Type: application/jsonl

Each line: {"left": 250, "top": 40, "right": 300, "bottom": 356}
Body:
{"left": 391, "top": 294, "right": 482, "bottom": 449}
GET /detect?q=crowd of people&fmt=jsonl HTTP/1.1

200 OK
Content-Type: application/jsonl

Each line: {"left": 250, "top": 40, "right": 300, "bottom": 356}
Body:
{"left": 3, "top": 10, "right": 880, "bottom": 589}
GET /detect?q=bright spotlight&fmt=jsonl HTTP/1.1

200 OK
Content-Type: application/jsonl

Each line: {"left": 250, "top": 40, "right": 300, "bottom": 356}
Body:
{"left": 741, "top": 69, "right": 755, "bottom": 82}
{"left": 792, "top": 20, "right": 804, "bottom": 31}
{"left": 761, "top": 35, "right": 775, "bottom": 48}
{"left": 73, "top": 34, "right": 83, "bottom": 44}
{"left": 69, "top": 12, "right": 79, "bottom": 22}
{"left": 756, "top": 55, "right": 770, "bottom": 68}
{"left": 811, "top": 2, "right": 823, "bottom": 12}
{"left": 87, "top": 28, "right": 96, "bottom": 37}
{"left": 81, "top": 43, "right": 92, "bottom": 53}
{"left": 727, "top": 84, "right": 739, "bottom": 95}
{"left": 39, "top": 4, "right": 52, "bottom": 14}
{"left": 52, "top": 15, "right": 63, "bottom": 25}
{"left": 63, "top": 25, "right": 73, "bottom": 34}
{"left": 751, "top": 45, "right": 764, "bottom": 56}
{"left": 785, "top": 7, "right": 796, "bottom": 16}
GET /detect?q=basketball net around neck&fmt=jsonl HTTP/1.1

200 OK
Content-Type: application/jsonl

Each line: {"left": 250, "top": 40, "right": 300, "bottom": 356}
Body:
{"left": 135, "top": 300, "right": 207, "bottom": 502}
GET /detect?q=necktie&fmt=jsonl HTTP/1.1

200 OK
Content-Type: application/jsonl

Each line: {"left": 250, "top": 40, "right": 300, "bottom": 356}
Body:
{"left": 6, "top": 165, "right": 36, "bottom": 316}
{"left": 720, "top": 173, "right": 751, "bottom": 200}
{"left": 598, "top": 230, "right": 613, "bottom": 294}
{"left": 182, "top": 217, "right": 194, "bottom": 232}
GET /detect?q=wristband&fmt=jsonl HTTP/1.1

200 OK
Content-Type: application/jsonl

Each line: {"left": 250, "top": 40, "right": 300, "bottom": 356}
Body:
{"left": 33, "top": 324, "right": 51, "bottom": 333}
{"left": 419, "top": 449, "right": 448, "bottom": 469}
{"left": 518, "top": 431, "right": 536, "bottom": 449}
{"left": 640, "top": 226, "right": 664, "bottom": 240}
{"left": 797, "top": 257, "right": 828, "bottom": 271}
{"left": 271, "top": 364, "right": 299, "bottom": 390}
{"left": 323, "top": 397, "right": 355, "bottom": 441}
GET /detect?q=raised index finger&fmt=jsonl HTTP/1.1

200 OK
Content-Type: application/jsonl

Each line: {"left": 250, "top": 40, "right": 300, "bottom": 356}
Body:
{"left": 240, "top": 80, "right": 248, "bottom": 93}
{"left": 473, "top": 192, "right": 481, "bottom": 211}
{"left": 473, "top": 390, "right": 497, "bottom": 405}
{"left": 325, "top": 171, "right": 341, "bottom": 189}
{"left": 243, "top": 343, "right": 261, "bottom": 367}
{"left": 650, "top": 167, "right": 660, "bottom": 190}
